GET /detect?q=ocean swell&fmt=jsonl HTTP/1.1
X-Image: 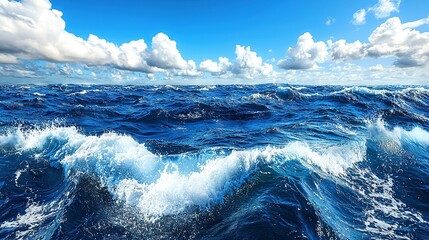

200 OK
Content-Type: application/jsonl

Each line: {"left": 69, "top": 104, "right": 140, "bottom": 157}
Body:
{"left": 1, "top": 85, "right": 429, "bottom": 239}
{"left": 0, "top": 125, "right": 367, "bottom": 220}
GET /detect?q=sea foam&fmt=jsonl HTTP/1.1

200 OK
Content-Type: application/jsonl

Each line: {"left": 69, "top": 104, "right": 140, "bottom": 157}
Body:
{"left": 367, "top": 119, "right": 429, "bottom": 148}
{"left": 0, "top": 126, "right": 366, "bottom": 219}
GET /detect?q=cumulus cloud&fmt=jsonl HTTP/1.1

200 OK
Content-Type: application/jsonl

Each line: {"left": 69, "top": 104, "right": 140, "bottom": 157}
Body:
{"left": 172, "top": 60, "right": 202, "bottom": 77}
{"left": 146, "top": 33, "right": 188, "bottom": 70}
{"left": 353, "top": 9, "right": 367, "bottom": 25}
{"left": 330, "top": 40, "right": 367, "bottom": 61}
{"left": 277, "top": 32, "right": 328, "bottom": 70}
{"left": 0, "top": 0, "right": 196, "bottom": 75}
{"left": 199, "top": 57, "right": 231, "bottom": 75}
{"left": 0, "top": 0, "right": 427, "bottom": 83}
{"left": 336, "top": 16, "right": 429, "bottom": 67}
{"left": 232, "top": 45, "right": 273, "bottom": 77}
{"left": 367, "top": 17, "right": 429, "bottom": 67}
{"left": 199, "top": 45, "right": 274, "bottom": 79}
{"left": 279, "top": 16, "right": 429, "bottom": 69}
{"left": 352, "top": 0, "right": 400, "bottom": 25}
{"left": 369, "top": 0, "right": 401, "bottom": 19}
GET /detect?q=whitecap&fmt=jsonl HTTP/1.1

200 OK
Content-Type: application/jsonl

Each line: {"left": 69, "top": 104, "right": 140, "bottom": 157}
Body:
{"left": 367, "top": 119, "right": 429, "bottom": 148}
{"left": 68, "top": 90, "right": 88, "bottom": 96}
{"left": 0, "top": 126, "right": 366, "bottom": 220}
{"left": 33, "top": 92, "right": 46, "bottom": 97}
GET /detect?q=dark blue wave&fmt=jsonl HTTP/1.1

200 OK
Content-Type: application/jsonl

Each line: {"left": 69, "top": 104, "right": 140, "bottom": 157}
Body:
{"left": 0, "top": 84, "right": 429, "bottom": 239}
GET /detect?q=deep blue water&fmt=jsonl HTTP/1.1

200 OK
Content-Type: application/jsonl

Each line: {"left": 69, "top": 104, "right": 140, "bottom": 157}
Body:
{"left": 0, "top": 84, "right": 429, "bottom": 239}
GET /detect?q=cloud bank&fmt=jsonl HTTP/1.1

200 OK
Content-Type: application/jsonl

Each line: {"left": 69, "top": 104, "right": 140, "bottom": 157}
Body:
{"left": 0, "top": 0, "right": 428, "bottom": 83}
{"left": 0, "top": 0, "right": 195, "bottom": 75}
{"left": 278, "top": 17, "right": 429, "bottom": 70}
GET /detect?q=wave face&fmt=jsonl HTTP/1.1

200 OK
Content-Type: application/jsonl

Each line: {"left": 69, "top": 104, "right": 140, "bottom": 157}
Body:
{"left": 0, "top": 84, "right": 429, "bottom": 239}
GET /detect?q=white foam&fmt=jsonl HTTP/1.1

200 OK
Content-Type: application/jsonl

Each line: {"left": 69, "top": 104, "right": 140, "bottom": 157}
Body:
{"left": 1, "top": 203, "right": 53, "bottom": 229}
{"left": 0, "top": 201, "right": 60, "bottom": 239}
{"left": 351, "top": 169, "right": 425, "bottom": 240}
{"left": 14, "top": 168, "right": 25, "bottom": 186}
{"left": 0, "top": 126, "right": 365, "bottom": 219}
{"left": 284, "top": 141, "right": 365, "bottom": 175}
{"left": 0, "top": 130, "right": 26, "bottom": 148}
{"left": 400, "top": 87, "right": 429, "bottom": 95}
{"left": 332, "top": 86, "right": 429, "bottom": 98}
{"left": 242, "top": 93, "right": 276, "bottom": 102}
{"left": 116, "top": 142, "right": 365, "bottom": 219}
{"left": 60, "top": 132, "right": 160, "bottom": 188}
{"left": 33, "top": 92, "right": 46, "bottom": 97}
{"left": 250, "top": 93, "right": 270, "bottom": 99}
{"left": 68, "top": 90, "right": 88, "bottom": 96}
{"left": 177, "top": 111, "right": 204, "bottom": 120}
{"left": 331, "top": 87, "right": 388, "bottom": 96}
{"left": 367, "top": 119, "right": 429, "bottom": 148}
{"left": 199, "top": 86, "right": 216, "bottom": 91}
{"left": 116, "top": 149, "right": 261, "bottom": 218}
{"left": 277, "top": 86, "right": 321, "bottom": 98}
{"left": 335, "top": 123, "right": 358, "bottom": 135}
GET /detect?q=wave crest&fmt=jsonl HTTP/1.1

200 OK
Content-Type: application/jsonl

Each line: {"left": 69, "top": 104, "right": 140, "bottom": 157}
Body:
{"left": 0, "top": 126, "right": 366, "bottom": 219}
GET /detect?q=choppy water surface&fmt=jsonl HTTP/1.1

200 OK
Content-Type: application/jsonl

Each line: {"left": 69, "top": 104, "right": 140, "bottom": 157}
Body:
{"left": 0, "top": 84, "right": 428, "bottom": 239}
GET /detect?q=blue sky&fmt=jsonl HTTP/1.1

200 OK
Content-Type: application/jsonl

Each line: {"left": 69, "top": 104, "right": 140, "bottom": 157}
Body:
{"left": 0, "top": 0, "right": 428, "bottom": 84}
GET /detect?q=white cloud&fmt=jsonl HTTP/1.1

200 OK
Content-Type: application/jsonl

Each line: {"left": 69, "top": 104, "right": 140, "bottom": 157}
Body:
{"left": 41, "top": 62, "right": 87, "bottom": 76}
{"left": 0, "top": 0, "right": 197, "bottom": 76}
{"left": 58, "top": 64, "right": 83, "bottom": 76}
{"left": 369, "top": 64, "right": 384, "bottom": 71}
{"left": 352, "top": 9, "right": 367, "bottom": 25}
{"left": 326, "top": 17, "right": 335, "bottom": 26}
{"left": 277, "top": 32, "right": 328, "bottom": 70}
{"left": 172, "top": 60, "right": 202, "bottom": 77}
{"left": 277, "top": 63, "right": 429, "bottom": 85}
{"left": 369, "top": 0, "right": 401, "bottom": 19}
{"left": 339, "top": 16, "right": 429, "bottom": 67}
{"left": 402, "top": 17, "right": 429, "bottom": 29}
{"left": 199, "top": 57, "right": 232, "bottom": 75}
{"left": 0, "top": 54, "right": 19, "bottom": 64}
{"left": 232, "top": 45, "right": 273, "bottom": 77}
{"left": 367, "top": 17, "right": 429, "bottom": 67}
{"left": 115, "top": 39, "right": 151, "bottom": 72}
{"left": 199, "top": 45, "right": 274, "bottom": 79}
{"left": 0, "top": 64, "right": 39, "bottom": 78}
{"left": 107, "top": 69, "right": 148, "bottom": 83}
{"left": 0, "top": 0, "right": 427, "bottom": 84}
{"left": 352, "top": 0, "right": 401, "bottom": 25}
{"left": 330, "top": 40, "right": 367, "bottom": 61}
{"left": 146, "top": 33, "right": 188, "bottom": 70}
{"left": 147, "top": 73, "right": 155, "bottom": 80}
{"left": 281, "top": 17, "right": 429, "bottom": 69}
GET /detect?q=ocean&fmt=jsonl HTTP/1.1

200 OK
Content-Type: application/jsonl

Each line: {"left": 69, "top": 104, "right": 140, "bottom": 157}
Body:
{"left": 0, "top": 84, "right": 428, "bottom": 239}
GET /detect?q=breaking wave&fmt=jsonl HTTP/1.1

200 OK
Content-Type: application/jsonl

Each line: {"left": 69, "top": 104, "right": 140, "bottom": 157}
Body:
{"left": 1, "top": 84, "right": 429, "bottom": 239}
